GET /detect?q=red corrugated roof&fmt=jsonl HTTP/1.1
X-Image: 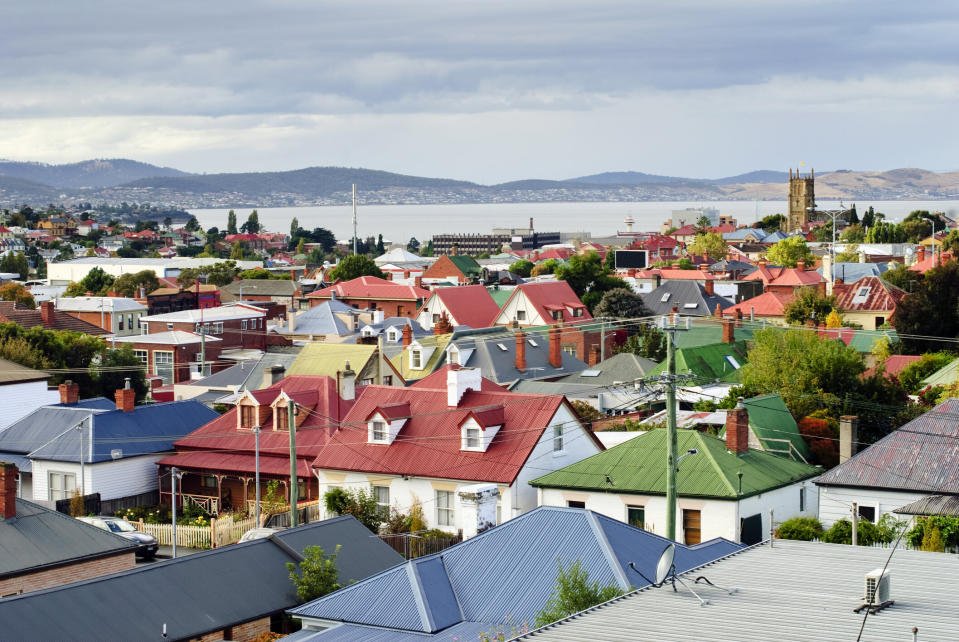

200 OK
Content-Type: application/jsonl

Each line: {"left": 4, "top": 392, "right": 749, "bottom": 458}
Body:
{"left": 311, "top": 378, "right": 572, "bottom": 483}
{"left": 863, "top": 354, "right": 923, "bottom": 379}
{"left": 500, "top": 281, "right": 593, "bottom": 325}
{"left": 833, "top": 276, "right": 906, "bottom": 312}
{"left": 658, "top": 269, "right": 717, "bottom": 280}
{"left": 157, "top": 451, "right": 312, "bottom": 477}
{"left": 368, "top": 402, "right": 412, "bottom": 421}
{"left": 430, "top": 286, "right": 500, "bottom": 328}
{"left": 171, "top": 376, "right": 353, "bottom": 476}
{"left": 409, "top": 364, "right": 510, "bottom": 392}
{"left": 726, "top": 291, "right": 794, "bottom": 317}
{"left": 307, "top": 276, "right": 430, "bottom": 301}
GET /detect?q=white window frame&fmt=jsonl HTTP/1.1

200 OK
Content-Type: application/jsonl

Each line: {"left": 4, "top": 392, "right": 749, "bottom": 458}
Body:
{"left": 410, "top": 349, "right": 423, "bottom": 369}
{"left": 133, "top": 349, "right": 148, "bottom": 366}
{"left": 553, "top": 425, "right": 565, "bottom": 452}
{"left": 516, "top": 310, "right": 526, "bottom": 321}
{"left": 463, "top": 426, "right": 481, "bottom": 450}
{"left": 241, "top": 319, "right": 248, "bottom": 330}
{"left": 371, "top": 420, "right": 388, "bottom": 443}
{"left": 48, "top": 471, "right": 77, "bottom": 501}
{"left": 372, "top": 485, "right": 390, "bottom": 515}
{"left": 436, "top": 490, "right": 454, "bottom": 527}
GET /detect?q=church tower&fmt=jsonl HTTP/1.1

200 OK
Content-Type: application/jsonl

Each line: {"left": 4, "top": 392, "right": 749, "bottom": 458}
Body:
{"left": 787, "top": 168, "right": 815, "bottom": 232}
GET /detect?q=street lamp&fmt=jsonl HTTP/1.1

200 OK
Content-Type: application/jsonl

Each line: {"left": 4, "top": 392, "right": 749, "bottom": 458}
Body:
{"left": 807, "top": 201, "right": 851, "bottom": 275}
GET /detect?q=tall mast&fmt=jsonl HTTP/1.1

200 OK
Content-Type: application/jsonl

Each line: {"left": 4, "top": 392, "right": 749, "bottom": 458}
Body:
{"left": 352, "top": 183, "right": 358, "bottom": 255}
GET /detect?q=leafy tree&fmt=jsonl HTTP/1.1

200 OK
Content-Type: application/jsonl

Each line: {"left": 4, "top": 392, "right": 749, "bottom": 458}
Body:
{"left": 331, "top": 255, "right": 385, "bottom": 281}
{"left": 593, "top": 288, "right": 650, "bottom": 319}
{"left": 602, "top": 249, "right": 616, "bottom": 273}
{"left": 184, "top": 216, "right": 201, "bottom": 232}
{"left": 907, "top": 516, "right": 959, "bottom": 550}
{"left": 783, "top": 287, "right": 837, "bottom": 325}
{"left": 229, "top": 242, "right": 247, "bottom": 260}
{"left": 0, "top": 252, "right": 30, "bottom": 279}
{"left": 766, "top": 236, "right": 815, "bottom": 268}
{"left": 511, "top": 259, "right": 534, "bottom": 278}
{"left": 864, "top": 220, "right": 907, "bottom": 244}
{"left": 205, "top": 261, "right": 240, "bottom": 286}
{"left": 695, "top": 214, "right": 712, "bottom": 231}
{"left": 112, "top": 270, "right": 160, "bottom": 298}
{"left": 530, "top": 259, "right": 559, "bottom": 276}
{"left": 840, "top": 224, "right": 865, "bottom": 244}
{"left": 376, "top": 234, "right": 385, "bottom": 255}
{"left": 238, "top": 268, "right": 279, "bottom": 280}
{"left": 295, "top": 238, "right": 306, "bottom": 256}
{"left": 861, "top": 206, "right": 877, "bottom": 229}
{"left": 323, "top": 487, "right": 383, "bottom": 532}
{"left": 0, "top": 282, "right": 36, "bottom": 308}
{"left": 240, "top": 210, "right": 261, "bottom": 234}
{"left": 825, "top": 310, "right": 843, "bottom": 328}
{"left": 615, "top": 323, "right": 667, "bottom": 361}
{"left": 406, "top": 237, "right": 420, "bottom": 253}
{"left": 226, "top": 210, "right": 238, "bottom": 235}
{"left": 286, "top": 544, "right": 343, "bottom": 602}
{"left": 755, "top": 214, "right": 785, "bottom": 233}
{"left": 115, "top": 246, "right": 141, "bottom": 258}
{"left": 69, "top": 266, "right": 115, "bottom": 296}
{"left": 569, "top": 399, "right": 602, "bottom": 425}
{"left": 421, "top": 240, "right": 434, "bottom": 257}
{"left": 534, "top": 559, "right": 623, "bottom": 627}
{"left": 898, "top": 352, "right": 956, "bottom": 393}
{"left": 289, "top": 217, "right": 299, "bottom": 240}
{"left": 742, "top": 327, "right": 865, "bottom": 418}
{"left": 797, "top": 416, "right": 838, "bottom": 466}
{"left": 95, "top": 345, "right": 149, "bottom": 402}
{"left": 687, "top": 232, "right": 728, "bottom": 261}
{"left": 675, "top": 257, "right": 695, "bottom": 270}
{"left": 555, "top": 251, "right": 628, "bottom": 312}
{"left": 893, "top": 259, "right": 959, "bottom": 353}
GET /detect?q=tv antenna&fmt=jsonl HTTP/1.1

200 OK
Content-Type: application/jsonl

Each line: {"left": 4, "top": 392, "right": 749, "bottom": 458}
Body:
{"left": 628, "top": 543, "right": 737, "bottom": 606}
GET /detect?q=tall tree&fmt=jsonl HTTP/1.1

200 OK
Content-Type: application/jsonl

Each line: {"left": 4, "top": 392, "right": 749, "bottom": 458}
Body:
{"left": 0, "top": 282, "right": 36, "bottom": 308}
{"left": 555, "top": 251, "right": 629, "bottom": 311}
{"left": 240, "top": 210, "right": 261, "bottom": 234}
{"left": 376, "top": 234, "right": 385, "bottom": 255}
{"left": 330, "top": 255, "right": 384, "bottom": 281}
{"left": 593, "top": 288, "right": 650, "bottom": 319}
{"left": 892, "top": 259, "right": 959, "bottom": 353}
{"left": 407, "top": 237, "right": 420, "bottom": 253}
{"left": 783, "top": 287, "right": 837, "bottom": 325}
{"left": 766, "top": 236, "right": 815, "bottom": 268}
{"left": 226, "top": 210, "right": 238, "bottom": 235}
{"left": 290, "top": 216, "right": 299, "bottom": 240}
{"left": 184, "top": 216, "right": 201, "bottom": 232}
{"left": 687, "top": 232, "right": 728, "bottom": 261}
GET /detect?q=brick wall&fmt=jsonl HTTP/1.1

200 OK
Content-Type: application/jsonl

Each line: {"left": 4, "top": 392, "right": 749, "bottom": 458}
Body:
{"left": 188, "top": 616, "right": 272, "bottom": 642}
{"left": 0, "top": 552, "right": 135, "bottom": 597}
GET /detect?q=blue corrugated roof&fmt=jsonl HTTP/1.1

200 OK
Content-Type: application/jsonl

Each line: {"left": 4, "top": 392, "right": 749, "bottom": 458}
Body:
{"left": 289, "top": 507, "right": 743, "bottom": 638}
{"left": 0, "top": 400, "right": 218, "bottom": 463}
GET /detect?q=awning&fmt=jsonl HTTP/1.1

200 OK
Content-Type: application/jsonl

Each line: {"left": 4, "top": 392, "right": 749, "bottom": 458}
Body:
{"left": 157, "top": 451, "right": 312, "bottom": 478}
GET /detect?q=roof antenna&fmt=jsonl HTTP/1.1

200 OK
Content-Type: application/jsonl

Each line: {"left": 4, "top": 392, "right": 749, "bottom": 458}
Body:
{"left": 627, "top": 544, "right": 737, "bottom": 606}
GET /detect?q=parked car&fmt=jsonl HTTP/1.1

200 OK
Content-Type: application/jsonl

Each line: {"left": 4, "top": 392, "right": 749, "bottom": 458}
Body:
{"left": 77, "top": 516, "right": 159, "bottom": 559}
{"left": 238, "top": 527, "right": 282, "bottom": 543}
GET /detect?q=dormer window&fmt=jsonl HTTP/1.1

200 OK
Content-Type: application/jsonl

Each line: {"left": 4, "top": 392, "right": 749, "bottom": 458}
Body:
{"left": 551, "top": 310, "right": 563, "bottom": 321}
{"left": 411, "top": 349, "right": 422, "bottom": 369}
{"left": 387, "top": 329, "right": 398, "bottom": 342}
{"left": 372, "top": 420, "right": 387, "bottom": 442}
{"left": 463, "top": 426, "right": 481, "bottom": 449}
{"left": 240, "top": 405, "right": 256, "bottom": 428}
{"left": 448, "top": 346, "right": 460, "bottom": 366}
{"left": 367, "top": 403, "right": 411, "bottom": 445}
{"left": 275, "top": 405, "right": 289, "bottom": 431}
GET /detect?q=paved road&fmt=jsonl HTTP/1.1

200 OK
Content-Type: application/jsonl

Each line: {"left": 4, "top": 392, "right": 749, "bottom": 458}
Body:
{"left": 136, "top": 545, "right": 205, "bottom": 565}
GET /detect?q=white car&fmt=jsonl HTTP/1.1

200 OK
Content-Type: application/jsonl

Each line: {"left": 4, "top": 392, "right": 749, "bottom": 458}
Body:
{"left": 77, "top": 516, "right": 159, "bottom": 559}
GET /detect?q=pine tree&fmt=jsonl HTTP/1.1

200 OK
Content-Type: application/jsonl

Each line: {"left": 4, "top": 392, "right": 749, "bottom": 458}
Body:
{"left": 226, "top": 210, "right": 238, "bottom": 234}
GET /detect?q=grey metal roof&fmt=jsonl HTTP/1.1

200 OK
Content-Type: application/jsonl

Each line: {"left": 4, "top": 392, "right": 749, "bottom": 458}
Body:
{"left": 189, "top": 352, "right": 299, "bottom": 390}
{"left": 894, "top": 494, "right": 959, "bottom": 517}
{"left": 276, "top": 301, "right": 355, "bottom": 336}
{"left": 449, "top": 328, "right": 589, "bottom": 384}
{"left": 518, "top": 539, "right": 959, "bottom": 642}
{"left": 0, "top": 498, "right": 134, "bottom": 578}
{"left": 0, "top": 357, "right": 49, "bottom": 385}
{"left": 816, "top": 262, "right": 889, "bottom": 283}
{"left": 642, "top": 281, "right": 733, "bottom": 317}
{"left": 0, "top": 400, "right": 218, "bottom": 464}
{"left": 815, "top": 398, "right": 959, "bottom": 493}
{"left": 508, "top": 381, "right": 599, "bottom": 396}
{"left": 221, "top": 278, "right": 299, "bottom": 297}
{"left": 554, "top": 353, "right": 659, "bottom": 386}
{"left": 0, "top": 516, "right": 403, "bottom": 640}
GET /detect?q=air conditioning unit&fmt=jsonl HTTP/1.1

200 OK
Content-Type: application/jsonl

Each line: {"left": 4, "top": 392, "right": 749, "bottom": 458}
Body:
{"left": 864, "top": 568, "right": 891, "bottom": 605}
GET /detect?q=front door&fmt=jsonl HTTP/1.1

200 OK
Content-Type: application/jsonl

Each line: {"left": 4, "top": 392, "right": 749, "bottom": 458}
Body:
{"left": 683, "top": 509, "right": 701, "bottom": 545}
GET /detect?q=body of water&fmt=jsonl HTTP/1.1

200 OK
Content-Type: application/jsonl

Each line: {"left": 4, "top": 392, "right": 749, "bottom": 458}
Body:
{"left": 190, "top": 200, "right": 959, "bottom": 245}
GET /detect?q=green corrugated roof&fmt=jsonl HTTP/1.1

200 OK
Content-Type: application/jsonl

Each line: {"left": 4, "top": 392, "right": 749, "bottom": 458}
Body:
{"left": 388, "top": 334, "right": 452, "bottom": 380}
{"left": 287, "top": 343, "right": 378, "bottom": 377}
{"left": 448, "top": 254, "right": 482, "bottom": 277}
{"left": 846, "top": 329, "right": 899, "bottom": 353}
{"left": 487, "top": 288, "right": 513, "bottom": 308}
{"left": 529, "top": 428, "right": 820, "bottom": 499}
{"left": 922, "top": 357, "right": 959, "bottom": 387}
{"left": 647, "top": 341, "right": 749, "bottom": 383}
{"left": 672, "top": 322, "right": 758, "bottom": 349}
{"left": 719, "top": 394, "right": 810, "bottom": 462}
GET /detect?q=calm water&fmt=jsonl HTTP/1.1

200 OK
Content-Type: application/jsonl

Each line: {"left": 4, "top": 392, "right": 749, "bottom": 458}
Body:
{"left": 190, "top": 200, "right": 959, "bottom": 244}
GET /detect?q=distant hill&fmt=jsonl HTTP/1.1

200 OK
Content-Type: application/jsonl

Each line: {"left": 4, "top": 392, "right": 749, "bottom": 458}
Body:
{"left": 566, "top": 171, "right": 696, "bottom": 185}
{"left": 0, "top": 159, "right": 189, "bottom": 189}
{"left": 0, "top": 175, "right": 56, "bottom": 199}
{"left": 121, "top": 166, "right": 480, "bottom": 196}
{"left": 711, "top": 170, "right": 789, "bottom": 185}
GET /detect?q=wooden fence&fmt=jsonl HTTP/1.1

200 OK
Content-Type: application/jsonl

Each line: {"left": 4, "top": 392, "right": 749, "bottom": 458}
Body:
{"left": 132, "top": 514, "right": 257, "bottom": 550}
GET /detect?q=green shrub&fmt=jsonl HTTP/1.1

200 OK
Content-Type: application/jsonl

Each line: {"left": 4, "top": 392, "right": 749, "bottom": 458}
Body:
{"left": 822, "top": 515, "right": 904, "bottom": 546}
{"left": 906, "top": 516, "right": 959, "bottom": 549}
{"left": 776, "top": 517, "right": 823, "bottom": 541}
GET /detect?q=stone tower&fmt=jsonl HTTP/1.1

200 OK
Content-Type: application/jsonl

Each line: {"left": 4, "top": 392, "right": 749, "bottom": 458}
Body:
{"left": 787, "top": 168, "right": 815, "bottom": 232}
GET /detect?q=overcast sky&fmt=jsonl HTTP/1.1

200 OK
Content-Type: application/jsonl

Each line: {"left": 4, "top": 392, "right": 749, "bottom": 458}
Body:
{"left": 2, "top": 1, "right": 957, "bottom": 183}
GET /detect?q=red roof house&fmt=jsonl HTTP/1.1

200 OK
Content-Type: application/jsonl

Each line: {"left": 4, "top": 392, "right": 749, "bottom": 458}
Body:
{"left": 310, "top": 365, "right": 604, "bottom": 533}
{"left": 0, "top": 301, "right": 111, "bottom": 335}
{"left": 156, "top": 375, "right": 356, "bottom": 513}
{"left": 307, "top": 276, "right": 430, "bottom": 319}
{"left": 491, "top": 280, "right": 591, "bottom": 327}
{"left": 724, "top": 291, "right": 795, "bottom": 323}
{"left": 415, "top": 285, "right": 501, "bottom": 330}
{"left": 745, "top": 261, "right": 825, "bottom": 295}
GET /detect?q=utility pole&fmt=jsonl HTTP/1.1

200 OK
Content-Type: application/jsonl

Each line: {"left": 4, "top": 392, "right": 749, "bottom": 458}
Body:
{"left": 660, "top": 311, "right": 689, "bottom": 541}
{"left": 600, "top": 318, "right": 606, "bottom": 362}
{"left": 352, "top": 184, "right": 358, "bottom": 256}
{"left": 377, "top": 333, "right": 385, "bottom": 385}
{"left": 171, "top": 466, "right": 180, "bottom": 558}
{"left": 198, "top": 281, "right": 206, "bottom": 377}
{"left": 852, "top": 502, "right": 859, "bottom": 547}
{"left": 253, "top": 425, "right": 261, "bottom": 527}
{"left": 77, "top": 417, "right": 87, "bottom": 496}
{"left": 288, "top": 399, "right": 298, "bottom": 527}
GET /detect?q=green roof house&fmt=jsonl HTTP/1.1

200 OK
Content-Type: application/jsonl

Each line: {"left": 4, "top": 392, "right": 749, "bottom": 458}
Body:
{"left": 719, "top": 394, "right": 811, "bottom": 463}
{"left": 530, "top": 405, "right": 820, "bottom": 545}
{"left": 421, "top": 254, "right": 482, "bottom": 285}
{"left": 646, "top": 341, "right": 749, "bottom": 383}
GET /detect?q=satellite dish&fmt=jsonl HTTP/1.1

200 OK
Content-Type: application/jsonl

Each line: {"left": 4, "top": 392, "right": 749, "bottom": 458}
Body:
{"left": 655, "top": 543, "right": 676, "bottom": 585}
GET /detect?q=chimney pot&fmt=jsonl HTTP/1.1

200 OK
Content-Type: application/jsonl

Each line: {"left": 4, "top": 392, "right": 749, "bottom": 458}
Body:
{"left": 0, "top": 462, "right": 17, "bottom": 519}
{"left": 59, "top": 380, "right": 80, "bottom": 405}
{"left": 725, "top": 403, "right": 749, "bottom": 455}
{"left": 515, "top": 330, "right": 527, "bottom": 371}
{"left": 722, "top": 319, "right": 735, "bottom": 344}
{"left": 402, "top": 324, "right": 413, "bottom": 347}
{"left": 40, "top": 300, "right": 55, "bottom": 325}
{"left": 704, "top": 278, "right": 715, "bottom": 296}
{"left": 588, "top": 344, "right": 601, "bottom": 367}
{"left": 447, "top": 367, "right": 482, "bottom": 407}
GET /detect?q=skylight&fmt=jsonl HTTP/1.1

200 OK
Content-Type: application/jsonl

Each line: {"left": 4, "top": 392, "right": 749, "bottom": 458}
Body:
{"left": 496, "top": 343, "right": 508, "bottom": 351}
{"left": 580, "top": 370, "right": 601, "bottom": 377}
{"left": 683, "top": 303, "right": 698, "bottom": 309}
{"left": 528, "top": 339, "right": 538, "bottom": 347}
{"left": 725, "top": 355, "right": 742, "bottom": 370}
{"left": 660, "top": 293, "right": 671, "bottom": 302}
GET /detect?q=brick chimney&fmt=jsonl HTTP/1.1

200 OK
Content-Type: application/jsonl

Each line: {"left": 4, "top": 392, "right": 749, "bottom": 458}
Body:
{"left": 59, "top": 379, "right": 79, "bottom": 405}
{"left": 548, "top": 326, "right": 562, "bottom": 368}
{"left": 115, "top": 378, "right": 135, "bottom": 412}
{"left": 713, "top": 303, "right": 722, "bottom": 318}
{"left": 414, "top": 276, "right": 423, "bottom": 289}
{"left": 588, "top": 344, "right": 601, "bottom": 367}
{"left": 514, "top": 330, "right": 527, "bottom": 371}
{"left": 402, "top": 324, "right": 413, "bottom": 347}
{"left": 40, "top": 300, "right": 55, "bottom": 326}
{"left": 434, "top": 313, "right": 453, "bottom": 335}
{"left": 704, "top": 278, "right": 715, "bottom": 296}
{"left": 698, "top": 263, "right": 709, "bottom": 273}
{"left": 0, "top": 462, "right": 16, "bottom": 519}
{"left": 722, "top": 319, "right": 735, "bottom": 344}
{"left": 725, "top": 399, "right": 749, "bottom": 455}
{"left": 261, "top": 364, "right": 286, "bottom": 389}
{"left": 839, "top": 415, "right": 859, "bottom": 463}
{"left": 917, "top": 245, "right": 926, "bottom": 264}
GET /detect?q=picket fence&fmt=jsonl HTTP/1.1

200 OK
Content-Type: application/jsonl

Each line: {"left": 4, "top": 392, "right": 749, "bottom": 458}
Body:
{"left": 132, "top": 514, "right": 258, "bottom": 549}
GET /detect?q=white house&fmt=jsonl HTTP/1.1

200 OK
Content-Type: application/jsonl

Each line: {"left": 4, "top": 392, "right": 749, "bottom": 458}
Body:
{"left": 310, "top": 365, "right": 605, "bottom": 536}
{"left": 815, "top": 406, "right": 959, "bottom": 527}
{"left": 0, "top": 358, "right": 59, "bottom": 434}
{"left": 531, "top": 404, "right": 822, "bottom": 545}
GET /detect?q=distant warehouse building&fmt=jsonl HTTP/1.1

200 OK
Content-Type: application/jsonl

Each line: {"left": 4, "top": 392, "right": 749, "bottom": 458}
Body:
{"left": 433, "top": 219, "right": 560, "bottom": 256}
{"left": 47, "top": 258, "right": 263, "bottom": 286}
